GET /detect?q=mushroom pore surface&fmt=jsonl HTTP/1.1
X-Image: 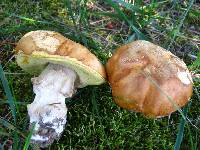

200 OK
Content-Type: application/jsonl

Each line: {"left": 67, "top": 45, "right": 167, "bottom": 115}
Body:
{"left": 28, "top": 63, "right": 78, "bottom": 147}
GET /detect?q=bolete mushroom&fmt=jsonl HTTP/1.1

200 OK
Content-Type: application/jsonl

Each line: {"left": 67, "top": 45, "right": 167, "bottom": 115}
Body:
{"left": 106, "top": 40, "right": 193, "bottom": 118}
{"left": 15, "top": 30, "right": 106, "bottom": 147}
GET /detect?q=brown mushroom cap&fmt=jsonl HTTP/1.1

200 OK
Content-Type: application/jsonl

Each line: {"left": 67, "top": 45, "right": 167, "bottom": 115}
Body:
{"left": 106, "top": 40, "right": 193, "bottom": 118}
{"left": 15, "top": 30, "right": 106, "bottom": 87}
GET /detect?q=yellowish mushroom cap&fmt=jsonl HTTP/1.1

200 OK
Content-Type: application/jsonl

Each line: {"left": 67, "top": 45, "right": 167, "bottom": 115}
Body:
{"left": 15, "top": 30, "right": 106, "bottom": 87}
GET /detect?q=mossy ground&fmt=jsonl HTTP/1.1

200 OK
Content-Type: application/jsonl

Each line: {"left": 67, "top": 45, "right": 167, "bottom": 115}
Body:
{"left": 0, "top": 0, "right": 200, "bottom": 149}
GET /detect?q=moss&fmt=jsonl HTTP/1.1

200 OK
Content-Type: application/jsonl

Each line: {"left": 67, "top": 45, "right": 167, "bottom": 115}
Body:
{"left": 0, "top": 0, "right": 200, "bottom": 149}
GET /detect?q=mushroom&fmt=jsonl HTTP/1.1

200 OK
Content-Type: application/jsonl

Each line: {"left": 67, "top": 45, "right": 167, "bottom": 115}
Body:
{"left": 15, "top": 30, "right": 106, "bottom": 147}
{"left": 106, "top": 40, "right": 193, "bottom": 118}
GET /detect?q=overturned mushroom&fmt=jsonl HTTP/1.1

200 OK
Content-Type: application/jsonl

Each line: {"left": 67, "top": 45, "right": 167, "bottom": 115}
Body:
{"left": 106, "top": 40, "right": 193, "bottom": 118}
{"left": 15, "top": 30, "right": 106, "bottom": 147}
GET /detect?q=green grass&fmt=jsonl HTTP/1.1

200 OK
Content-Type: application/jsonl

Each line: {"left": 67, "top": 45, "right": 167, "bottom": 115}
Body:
{"left": 0, "top": 0, "right": 200, "bottom": 149}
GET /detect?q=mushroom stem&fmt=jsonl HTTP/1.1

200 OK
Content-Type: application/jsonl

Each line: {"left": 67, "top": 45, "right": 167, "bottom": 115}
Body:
{"left": 27, "top": 63, "right": 78, "bottom": 147}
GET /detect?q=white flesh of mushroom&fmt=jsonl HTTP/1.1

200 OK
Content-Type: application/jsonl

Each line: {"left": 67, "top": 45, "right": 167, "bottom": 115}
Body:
{"left": 177, "top": 71, "right": 191, "bottom": 85}
{"left": 27, "top": 63, "right": 78, "bottom": 147}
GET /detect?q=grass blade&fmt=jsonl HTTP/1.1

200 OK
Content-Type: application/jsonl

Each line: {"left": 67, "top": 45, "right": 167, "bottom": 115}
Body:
{"left": 91, "top": 88, "right": 100, "bottom": 118}
{"left": 125, "top": 33, "right": 136, "bottom": 43}
{"left": 14, "top": 131, "right": 20, "bottom": 150}
{"left": 0, "top": 100, "right": 28, "bottom": 105}
{"left": 105, "top": 0, "right": 146, "bottom": 40}
{"left": 192, "top": 51, "right": 200, "bottom": 68}
{"left": 64, "top": 0, "right": 78, "bottom": 31}
{"left": 174, "top": 103, "right": 190, "bottom": 150}
{"left": 0, "top": 64, "right": 16, "bottom": 123}
{"left": 11, "top": 14, "right": 51, "bottom": 25}
{"left": 0, "top": 130, "right": 10, "bottom": 136}
{"left": 0, "top": 118, "right": 25, "bottom": 138}
{"left": 186, "top": 123, "right": 195, "bottom": 150}
{"left": 167, "top": 0, "right": 194, "bottom": 50}
{"left": 89, "top": 11, "right": 120, "bottom": 19}
{"left": 23, "top": 123, "right": 35, "bottom": 150}
{"left": 114, "top": 0, "right": 142, "bottom": 13}
{"left": 90, "top": 88, "right": 111, "bottom": 148}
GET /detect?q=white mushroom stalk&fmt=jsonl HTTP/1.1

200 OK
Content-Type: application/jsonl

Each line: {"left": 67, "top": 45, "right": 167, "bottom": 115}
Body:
{"left": 27, "top": 63, "right": 78, "bottom": 147}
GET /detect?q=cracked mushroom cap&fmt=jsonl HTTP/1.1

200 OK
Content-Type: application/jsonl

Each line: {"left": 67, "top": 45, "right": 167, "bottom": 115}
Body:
{"left": 15, "top": 30, "right": 106, "bottom": 87}
{"left": 106, "top": 40, "right": 193, "bottom": 118}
